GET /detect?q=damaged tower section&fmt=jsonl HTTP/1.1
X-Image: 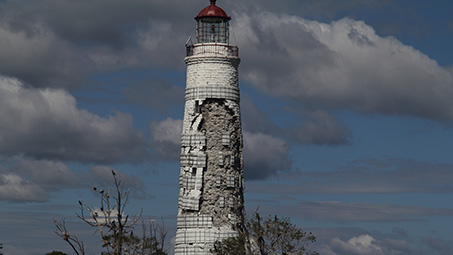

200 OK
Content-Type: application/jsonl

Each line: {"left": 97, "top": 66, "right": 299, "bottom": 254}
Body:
{"left": 174, "top": 1, "right": 244, "bottom": 254}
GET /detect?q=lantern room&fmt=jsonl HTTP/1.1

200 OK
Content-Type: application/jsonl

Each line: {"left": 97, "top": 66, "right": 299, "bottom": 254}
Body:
{"left": 195, "top": 0, "right": 231, "bottom": 44}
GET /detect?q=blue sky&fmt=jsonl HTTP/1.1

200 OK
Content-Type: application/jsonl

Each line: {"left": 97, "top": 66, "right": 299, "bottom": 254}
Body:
{"left": 1, "top": 0, "right": 453, "bottom": 254}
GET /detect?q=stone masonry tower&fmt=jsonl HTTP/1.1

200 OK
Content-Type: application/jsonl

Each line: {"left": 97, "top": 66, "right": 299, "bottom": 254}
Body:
{"left": 174, "top": 0, "right": 244, "bottom": 254}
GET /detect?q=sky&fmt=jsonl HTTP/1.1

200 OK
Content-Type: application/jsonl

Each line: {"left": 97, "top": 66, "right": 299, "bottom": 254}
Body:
{"left": 1, "top": 0, "right": 453, "bottom": 254}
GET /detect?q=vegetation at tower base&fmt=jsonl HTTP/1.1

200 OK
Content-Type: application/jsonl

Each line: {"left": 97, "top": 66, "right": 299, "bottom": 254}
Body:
{"left": 53, "top": 170, "right": 167, "bottom": 255}
{"left": 211, "top": 212, "right": 318, "bottom": 255}
{"left": 46, "top": 251, "right": 69, "bottom": 255}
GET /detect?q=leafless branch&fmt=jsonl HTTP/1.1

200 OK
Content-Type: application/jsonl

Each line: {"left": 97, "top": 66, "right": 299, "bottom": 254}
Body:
{"left": 53, "top": 218, "right": 85, "bottom": 255}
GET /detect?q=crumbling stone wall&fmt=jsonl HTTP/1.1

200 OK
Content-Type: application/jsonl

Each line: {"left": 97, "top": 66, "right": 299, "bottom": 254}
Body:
{"left": 199, "top": 98, "right": 244, "bottom": 228}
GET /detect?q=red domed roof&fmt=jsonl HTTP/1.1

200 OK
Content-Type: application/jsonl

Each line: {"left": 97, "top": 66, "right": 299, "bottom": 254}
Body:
{"left": 195, "top": 0, "right": 231, "bottom": 20}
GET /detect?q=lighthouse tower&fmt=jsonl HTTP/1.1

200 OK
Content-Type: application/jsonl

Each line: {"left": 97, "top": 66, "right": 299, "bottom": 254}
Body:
{"left": 174, "top": 0, "right": 244, "bottom": 254}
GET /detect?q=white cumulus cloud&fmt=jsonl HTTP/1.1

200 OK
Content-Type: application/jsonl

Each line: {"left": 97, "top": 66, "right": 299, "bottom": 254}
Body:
{"left": 235, "top": 13, "right": 453, "bottom": 122}
{"left": 327, "top": 234, "right": 384, "bottom": 255}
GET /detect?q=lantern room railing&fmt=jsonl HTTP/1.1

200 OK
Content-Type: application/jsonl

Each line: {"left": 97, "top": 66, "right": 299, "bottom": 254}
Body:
{"left": 186, "top": 43, "right": 239, "bottom": 57}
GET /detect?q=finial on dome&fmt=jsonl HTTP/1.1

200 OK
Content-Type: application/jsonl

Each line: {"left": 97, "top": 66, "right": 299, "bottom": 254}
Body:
{"left": 210, "top": 0, "right": 216, "bottom": 5}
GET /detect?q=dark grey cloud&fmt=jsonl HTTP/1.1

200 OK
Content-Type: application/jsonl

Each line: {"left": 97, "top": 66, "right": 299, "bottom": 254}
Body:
{"left": 0, "top": 76, "right": 149, "bottom": 164}
{"left": 421, "top": 236, "right": 453, "bottom": 255}
{"left": 242, "top": 98, "right": 352, "bottom": 146}
{"left": 10, "top": 157, "right": 78, "bottom": 188}
{"left": 0, "top": 0, "right": 198, "bottom": 47}
{"left": 243, "top": 131, "right": 291, "bottom": 180}
{"left": 0, "top": 0, "right": 197, "bottom": 88}
{"left": 284, "top": 109, "right": 352, "bottom": 145}
{"left": 247, "top": 159, "right": 453, "bottom": 194}
{"left": 0, "top": 23, "right": 90, "bottom": 89}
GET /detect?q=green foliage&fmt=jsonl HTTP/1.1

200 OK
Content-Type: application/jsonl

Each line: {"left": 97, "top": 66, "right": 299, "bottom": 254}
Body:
{"left": 46, "top": 251, "right": 69, "bottom": 255}
{"left": 212, "top": 212, "right": 318, "bottom": 255}
{"left": 247, "top": 212, "right": 318, "bottom": 255}
{"left": 0, "top": 242, "right": 3, "bottom": 255}
{"left": 212, "top": 235, "right": 246, "bottom": 255}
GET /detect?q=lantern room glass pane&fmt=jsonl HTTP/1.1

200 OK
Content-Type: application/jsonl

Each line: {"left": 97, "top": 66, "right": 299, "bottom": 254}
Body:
{"left": 196, "top": 18, "right": 229, "bottom": 44}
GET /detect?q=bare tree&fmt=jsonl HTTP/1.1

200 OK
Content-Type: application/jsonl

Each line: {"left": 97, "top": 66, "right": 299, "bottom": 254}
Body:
{"left": 53, "top": 219, "right": 85, "bottom": 255}
{"left": 77, "top": 170, "right": 142, "bottom": 255}
{"left": 54, "top": 170, "right": 167, "bottom": 255}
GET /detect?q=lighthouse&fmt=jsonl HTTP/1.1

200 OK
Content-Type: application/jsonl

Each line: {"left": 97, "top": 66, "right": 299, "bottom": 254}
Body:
{"left": 174, "top": 0, "right": 244, "bottom": 254}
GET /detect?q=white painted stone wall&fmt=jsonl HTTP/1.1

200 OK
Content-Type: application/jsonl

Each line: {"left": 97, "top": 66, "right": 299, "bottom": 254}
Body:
{"left": 175, "top": 42, "right": 244, "bottom": 255}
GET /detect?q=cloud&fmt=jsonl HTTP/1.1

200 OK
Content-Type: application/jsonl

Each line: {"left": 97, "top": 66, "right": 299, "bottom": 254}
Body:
{"left": 309, "top": 226, "right": 448, "bottom": 255}
{"left": 0, "top": 0, "right": 196, "bottom": 46}
{"left": 322, "top": 234, "right": 419, "bottom": 255}
{"left": 319, "top": 232, "right": 453, "bottom": 255}
{"left": 0, "top": 22, "right": 88, "bottom": 88}
{"left": 227, "top": 0, "right": 388, "bottom": 21}
{"left": 243, "top": 131, "right": 291, "bottom": 180}
{"left": 0, "top": 76, "right": 148, "bottom": 164}
{"left": 247, "top": 159, "right": 453, "bottom": 194}
{"left": 148, "top": 118, "right": 182, "bottom": 161}
{"left": 234, "top": 13, "right": 453, "bottom": 122}
{"left": 10, "top": 157, "right": 78, "bottom": 188}
{"left": 421, "top": 236, "right": 453, "bottom": 255}
{"left": 2, "top": 0, "right": 451, "bottom": 126}
{"left": 0, "top": 0, "right": 197, "bottom": 88}
{"left": 330, "top": 234, "right": 384, "bottom": 255}
{"left": 285, "top": 109, "right": 352, "bottom": 145}
{"left": 241, "top": 98, "right": 352, "bottom": 146}
{"left": 0, "top": 168, "right": 47, "bottom": 202}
